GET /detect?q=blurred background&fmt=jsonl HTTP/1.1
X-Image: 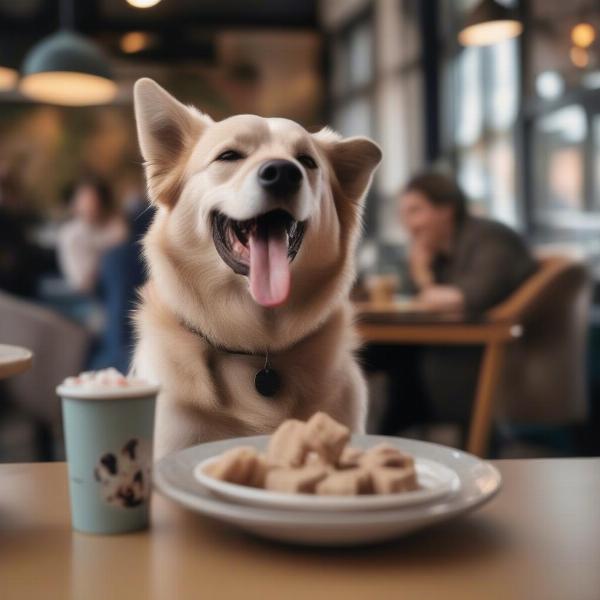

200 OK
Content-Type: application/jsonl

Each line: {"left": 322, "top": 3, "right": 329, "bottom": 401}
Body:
{"left": 0, "top": 0, "right": 599, "bottom": 461}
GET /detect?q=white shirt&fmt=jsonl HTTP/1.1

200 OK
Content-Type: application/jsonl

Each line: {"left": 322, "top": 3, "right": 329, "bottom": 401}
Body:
{"left": 58, "top": 217, "right": 127, "bottom": 293}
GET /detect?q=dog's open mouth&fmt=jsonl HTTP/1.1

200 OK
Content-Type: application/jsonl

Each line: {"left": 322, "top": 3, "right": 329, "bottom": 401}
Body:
{"left": 211, "top": 209, "right": 305, "bottom": 308}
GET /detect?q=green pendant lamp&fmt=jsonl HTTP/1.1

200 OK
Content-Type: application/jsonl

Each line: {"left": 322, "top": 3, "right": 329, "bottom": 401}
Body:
{"left": 459, "top": 0, "right": 522, "bottom": 47}
{"left": 20, "top": 0, "right": 117, "bottom": 106}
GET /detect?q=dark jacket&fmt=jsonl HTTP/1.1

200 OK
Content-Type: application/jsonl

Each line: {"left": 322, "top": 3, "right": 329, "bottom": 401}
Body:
{"left": 431, "top": 216, "right": 537, "bottom": 313}
{"left": 91, "top": 202, "right": 154, "bottom": 372}
{"left": 420, "top": 216, "right": 537, "bottom": 422}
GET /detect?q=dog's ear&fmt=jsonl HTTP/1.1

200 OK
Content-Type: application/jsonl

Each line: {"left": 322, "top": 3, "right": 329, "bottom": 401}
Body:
{"left": 134, "top": 78, "right": 213, "bottom": 206}
{"left": 313, "top": 128, "right": 382, "bottom": 202}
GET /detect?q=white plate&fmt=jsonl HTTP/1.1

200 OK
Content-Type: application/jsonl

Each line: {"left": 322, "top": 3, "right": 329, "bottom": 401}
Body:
{"left": 194, "top": 454, "right": 460, "bottom": 512}
{"left": 154, "top": 435, "right": 502, "bottom": 546}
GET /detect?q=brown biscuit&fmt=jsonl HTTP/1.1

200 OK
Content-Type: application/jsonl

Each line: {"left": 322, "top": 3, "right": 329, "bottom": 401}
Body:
{"left": 204, "top": 446, "right": 262, "bottom": 486}
{"left": 305, "top": 451, "right": 332, "bottom": 468}
{"left": 247, "top": 453, "right": 269, "bottom": 488}
{"left": 360, "top": 443, "right": 415, "bottom": 470}
{"left": 315, "top": 469, "right": 373, "bottom": 496}
{"left": 338, "top": 446, "right": 364, "bottom": 469}
{"left": 370, "top": 467, "right": 418, "bottom": 494}
{"left": 266, "top": 419, "right": 309, "bottom": 468}
{"left": 304, "top": 412, "right": 350, "bottom": 464}
{"left": 265, "top": 465, "right": 328, "bottom": 494}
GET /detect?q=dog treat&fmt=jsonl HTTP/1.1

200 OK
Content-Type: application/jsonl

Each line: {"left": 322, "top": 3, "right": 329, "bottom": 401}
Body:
{"left": 360, "top": 443, "right": 415, "bottom": 470}
{"left": 202, "top": 414, "right": 419, "bottom": 496}
{"left": 338, "top": 446, "right": 364, "bottom": 469}
{"left": 266, "top": 419, "right": 309, "bottom": 467}
{"left": 305, "top": 451, "right": 333, "bottom": 469}
{"left": 315, "top": 469, "right": 372, "bottom": 496}
{"left": 370, "top": 467, "right": 418, "bottom": 494}
{"left": 304, "top": 411, "right": 350, "bottom": 464}
{"left": 247, "top": 454, "right": 268, "bottom": 488}
{"left": 205, "top": 446, "right": 265, "bottom": 487}
{"left": 265, "top": 466, "right": 328, "bottom": 494}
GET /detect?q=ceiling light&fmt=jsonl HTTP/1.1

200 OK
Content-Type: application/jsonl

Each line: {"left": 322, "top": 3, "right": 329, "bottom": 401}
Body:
{"left": 570, "top": 46, "right": 589, "bottom": 69}
{"left": 571, "top": 23, "right": 596, "bottom": 48}
{"left": 120, "top": 31, "right": 152, "bottom": 54}
{"left": 20, "top": 30, "right": 117, "bottom": 106}
{"left": 126, "top": 0, "right": 162, "bottom": 8}
{"left": 459, "top": 0, "right": 522, "bottom": 47}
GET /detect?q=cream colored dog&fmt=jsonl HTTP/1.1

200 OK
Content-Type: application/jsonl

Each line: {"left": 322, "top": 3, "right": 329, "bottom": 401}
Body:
{"left": 132, "top": 78, "right": 381, "bottom": 458}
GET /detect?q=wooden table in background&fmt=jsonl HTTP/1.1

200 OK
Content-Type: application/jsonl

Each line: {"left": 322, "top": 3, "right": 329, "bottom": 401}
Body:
{"left": 354, "top": 302, "right": 522, "bottom": 457}
{"left": 1, "top": 460, "right": 599, "bottom": 600}
{"left": 0, "top": 344, "right": 33, "bottom": 380}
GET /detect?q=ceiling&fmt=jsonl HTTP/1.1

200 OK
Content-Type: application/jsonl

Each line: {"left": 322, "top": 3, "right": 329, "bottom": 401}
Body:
{"left": 0, "top": 0, "right": 317, "bottom": 31}
{"left": 0, "top": 0, "right": 318, "bottom": 65}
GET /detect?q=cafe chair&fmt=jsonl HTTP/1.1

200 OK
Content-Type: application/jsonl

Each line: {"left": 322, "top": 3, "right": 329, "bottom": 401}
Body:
{"left": 0, "top": 291, "right": 91, "bottom": 460}
{"left": 482, "top": 254, "right": 591, "bottom": 447}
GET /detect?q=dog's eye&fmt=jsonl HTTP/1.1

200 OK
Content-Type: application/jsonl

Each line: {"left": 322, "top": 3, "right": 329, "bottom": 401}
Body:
{"left": 216, "top": 150, "right": 244, "bottom": 162}
{"left": 297, "top": 154, "right": 318, "bottom": 170}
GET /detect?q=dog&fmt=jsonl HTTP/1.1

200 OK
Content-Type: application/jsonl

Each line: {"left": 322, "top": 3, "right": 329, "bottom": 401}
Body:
{"left": 131, "top": 78, "right": 382, "bottom": 459}
{"left": 94, "top": 438, "right": 152, "bottom": 508}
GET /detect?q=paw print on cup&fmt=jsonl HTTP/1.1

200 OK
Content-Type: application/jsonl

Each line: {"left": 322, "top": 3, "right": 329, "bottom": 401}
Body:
{"left": 94, "top": 438, "right": 152, "bottom": 509}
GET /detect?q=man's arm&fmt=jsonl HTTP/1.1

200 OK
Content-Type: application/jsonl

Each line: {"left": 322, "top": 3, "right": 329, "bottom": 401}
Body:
{"left": 408, "top": 239, "right": 436, "bottom": 290}
{"left": 417, "top": 285, "right": 465, "bottom": 311}
{"left": 451, "top": 241, "right": 529, "bottom": 313}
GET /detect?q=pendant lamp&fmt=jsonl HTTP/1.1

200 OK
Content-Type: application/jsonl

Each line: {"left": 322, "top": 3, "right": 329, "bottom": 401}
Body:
{"left": 459, "top": 0, "right": 522, "bottom": 47}
{"left": 20, "top": 0, "right": 117, "bottom": 106}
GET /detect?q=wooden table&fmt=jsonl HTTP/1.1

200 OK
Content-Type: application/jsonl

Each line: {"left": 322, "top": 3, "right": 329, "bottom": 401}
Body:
{"left": 0, "top": 344, "right": 33, "bottom": 380}
{"left": 355, "top": 303, "right": 521, "bottom": 457}
{"left": 1, "top": 460, "right": 599, "bottom": 600}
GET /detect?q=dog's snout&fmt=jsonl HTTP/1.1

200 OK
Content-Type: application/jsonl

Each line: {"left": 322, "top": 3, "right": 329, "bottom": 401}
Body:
{"left": 258, "top": 160, "right": 302, "bottom": 197}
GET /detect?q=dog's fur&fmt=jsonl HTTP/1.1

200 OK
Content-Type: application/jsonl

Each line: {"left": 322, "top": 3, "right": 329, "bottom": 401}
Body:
{"left": 132, "top": 79, "right": 381, "bottom": 458}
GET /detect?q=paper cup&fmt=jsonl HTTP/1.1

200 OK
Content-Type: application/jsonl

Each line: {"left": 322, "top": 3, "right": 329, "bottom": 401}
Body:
{"left": 57, "top": 381, "right": 159, "bottom": 535}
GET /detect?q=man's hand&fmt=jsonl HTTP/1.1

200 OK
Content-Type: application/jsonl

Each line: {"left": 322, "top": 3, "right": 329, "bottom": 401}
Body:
{"left": 409, "top": 238, "right": 435, "bottom": 291}
{"left": 417, "top": 285, "right": 465, "bottom": 312}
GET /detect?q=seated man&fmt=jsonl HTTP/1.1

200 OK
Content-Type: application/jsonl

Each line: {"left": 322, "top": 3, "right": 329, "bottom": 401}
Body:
{"left": 401, "top": 171, "right": 536, "bottom": 314}
{"left": 364, "top": 171, "right": 537, "bottom": 434}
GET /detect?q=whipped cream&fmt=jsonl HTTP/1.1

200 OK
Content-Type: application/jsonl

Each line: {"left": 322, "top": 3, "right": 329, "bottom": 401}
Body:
{"left": 58, "top": 368, "right": 159, "bottom": 399}
{"left": 63, "top": 368, "right": 146, "bottom": 389}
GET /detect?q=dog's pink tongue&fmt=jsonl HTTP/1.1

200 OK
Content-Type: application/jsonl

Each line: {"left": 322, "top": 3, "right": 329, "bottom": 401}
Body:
{"left": 249, "top": 219, "right": 290, "bottom": 307}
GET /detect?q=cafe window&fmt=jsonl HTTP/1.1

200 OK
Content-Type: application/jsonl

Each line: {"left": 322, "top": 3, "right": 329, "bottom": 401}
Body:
{"left": 330, "top": 10, "right": 375, "bottom": 138}
{"left": 593, "top": 115, "right": 600, "bottom": 209}
{"left": 525, "top": 0, "right": 600, "bottom": 235}
{"left": 533, "top": 105, "right": 586, "bottom": 216}
{"left": 375, "top": 0, "right": 423, "bottom": 243}
{"left": 328, "top": 1, "right": 424, "bottom": 242}
{"left": 528, "top": 0, "right": 600, "bottom": 100}
{"left": 439, "top": 1, "right": 521, "bottom": 227}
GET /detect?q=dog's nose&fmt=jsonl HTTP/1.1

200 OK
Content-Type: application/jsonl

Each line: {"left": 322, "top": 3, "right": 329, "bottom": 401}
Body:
{"left": 257, "top": 160, "right": 302, "bottom": 197}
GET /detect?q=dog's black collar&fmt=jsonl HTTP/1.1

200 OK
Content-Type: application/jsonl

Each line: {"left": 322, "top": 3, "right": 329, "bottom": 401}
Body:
{"left": 180, "top": 319, "right": 257, "bottom": 356}
{"left": 179, "top": 318, "right": 282, "bottom": 397}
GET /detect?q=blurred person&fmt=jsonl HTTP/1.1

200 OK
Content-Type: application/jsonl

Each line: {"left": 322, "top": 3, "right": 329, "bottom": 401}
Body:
{"left": 57, "top": 177, "right": 127, "bottom": 294}
{"left": 0, "top": 168, "right": 54, "bottom": 298}
{"left": 91, "top": 191, "right": 155, "bottom": 373}
{"left": 400, "top": 172, "right": 536, "bottom": 313}
{"left": 364, "top": 171, "right": 537, "bottom": 436}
